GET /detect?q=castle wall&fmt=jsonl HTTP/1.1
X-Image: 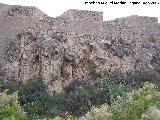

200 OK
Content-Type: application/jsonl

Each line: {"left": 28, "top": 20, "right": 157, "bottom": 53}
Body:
{"left": 0, "top": 4, "right": 159, "bottom": 93}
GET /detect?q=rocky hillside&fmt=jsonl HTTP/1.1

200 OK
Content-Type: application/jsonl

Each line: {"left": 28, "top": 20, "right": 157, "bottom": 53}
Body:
{"left": 0, "top": 3, "right": 160, "bottom": 94}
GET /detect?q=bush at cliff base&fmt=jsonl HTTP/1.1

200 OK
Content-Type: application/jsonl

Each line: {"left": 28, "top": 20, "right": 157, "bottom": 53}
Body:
{"left": 0, "top": 90, "right": 27, "bottom": 120}
{"left": 53, "top": 82, "right": 160, "bottom": 120}
{"left": 81, "top": 82, "right": 160, "bottom": 120}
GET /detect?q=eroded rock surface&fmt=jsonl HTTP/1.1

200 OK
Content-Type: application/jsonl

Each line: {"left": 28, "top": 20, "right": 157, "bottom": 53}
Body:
{"left": 0, "top": 3, "right": 160, "bottom": 93}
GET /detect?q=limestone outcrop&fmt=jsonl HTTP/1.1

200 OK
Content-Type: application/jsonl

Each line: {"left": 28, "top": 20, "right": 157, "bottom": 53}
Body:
{"left": 0, "top": 3, "right": 160, "bottom": 93}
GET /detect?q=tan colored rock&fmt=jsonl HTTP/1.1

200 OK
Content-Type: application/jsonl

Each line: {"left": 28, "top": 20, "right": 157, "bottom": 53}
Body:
{"left": 0, "top": 3, "right": 160, "bottom": 94}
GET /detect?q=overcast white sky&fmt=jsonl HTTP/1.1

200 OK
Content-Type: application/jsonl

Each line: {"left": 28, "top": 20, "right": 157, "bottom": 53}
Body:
{"left": 0, "top": 0, "right": 160, "bottom": 22}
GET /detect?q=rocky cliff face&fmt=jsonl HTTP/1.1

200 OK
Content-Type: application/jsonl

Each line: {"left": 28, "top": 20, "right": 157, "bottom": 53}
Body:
{"left": 0, "top": 3, "right": 160, "bottom": 94}
{"left": 0, "top": 3, "right": 46, "bottom": 78}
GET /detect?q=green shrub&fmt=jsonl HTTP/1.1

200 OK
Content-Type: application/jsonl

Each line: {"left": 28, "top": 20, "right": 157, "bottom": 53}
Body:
{"left": 76, "top": 82, "right": 160, "bottom": 120}
{"left": 18, "top": 80, "right": 68, "bottom": 119}
{"left": 109, "top": 82, "right": 160, "bottom": 120}
{"left": 0, "top": 90, "right": 27, "bottom": 120}
{"left": 18, "top": 80, "right": 53, "bottom": 119}
{"left": 47, "top": 92, "right": 67, "bottom": 118}
{"left": 62, "top": 79, "right": 133, "bottom": 117}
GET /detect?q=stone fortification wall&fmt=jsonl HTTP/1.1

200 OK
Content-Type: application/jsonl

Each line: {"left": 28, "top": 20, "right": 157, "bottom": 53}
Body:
{"left": 0, "top": 3, "right": 160, "bottom": 93}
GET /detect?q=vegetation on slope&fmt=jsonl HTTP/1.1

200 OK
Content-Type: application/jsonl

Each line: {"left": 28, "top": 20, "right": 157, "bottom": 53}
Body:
{"left": 0, "top": 77, "right": 160, "bottom": 120}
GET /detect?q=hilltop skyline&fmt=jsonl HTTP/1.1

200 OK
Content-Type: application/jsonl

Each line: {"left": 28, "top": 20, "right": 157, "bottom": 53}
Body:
{"left": 0, "top": 0, "right": 160, "bottom": 23}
